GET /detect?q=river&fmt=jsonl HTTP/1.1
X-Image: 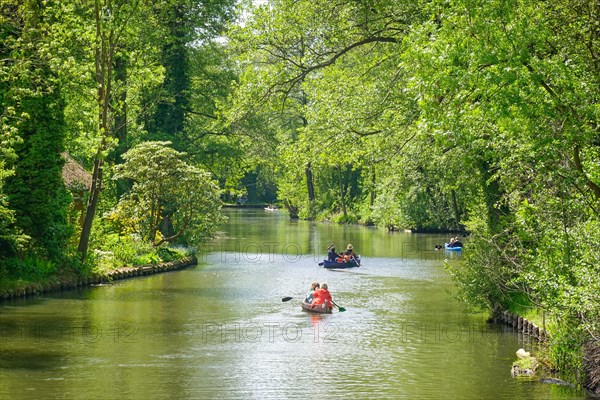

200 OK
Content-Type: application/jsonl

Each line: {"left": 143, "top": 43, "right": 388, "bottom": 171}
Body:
{"left": 0, "top": 209, "right": 590, "bottom": 399}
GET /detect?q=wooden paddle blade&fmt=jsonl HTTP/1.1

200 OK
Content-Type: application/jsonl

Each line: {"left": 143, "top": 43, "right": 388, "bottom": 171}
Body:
{"left": 282, "top": 296, "right": 293, "bottom": 302}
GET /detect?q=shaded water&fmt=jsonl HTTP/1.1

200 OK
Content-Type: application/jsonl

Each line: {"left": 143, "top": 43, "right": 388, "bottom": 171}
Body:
{"left": 0, "top": 209, "right": 590, "bottom": 399}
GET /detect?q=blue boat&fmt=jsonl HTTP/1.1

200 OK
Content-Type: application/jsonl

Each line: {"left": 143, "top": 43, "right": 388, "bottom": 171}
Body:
{"left": 445, "top": 243, "right": 463, "bottom": 251}
{"left": 320, "top": 257, "right": 361, "bottom": 269}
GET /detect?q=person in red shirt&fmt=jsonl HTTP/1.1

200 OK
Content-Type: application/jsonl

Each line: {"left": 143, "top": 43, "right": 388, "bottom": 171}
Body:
{"left": 311, "top": 282, "right": 333, "bottom": 310}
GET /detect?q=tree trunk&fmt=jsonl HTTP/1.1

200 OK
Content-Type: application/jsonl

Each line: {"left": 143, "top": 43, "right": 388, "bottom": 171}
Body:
{"left": 370, "top": 163, "right": 376, "bottom": 207}
{"left": 305, "top": 162, "right": 315, "bottom": 202}
{"left": 114, "top": 54, "right": 127, "bottom": 147}
{"left": 77, "top": 158, "right": 103, "bottom": 257}
{"left": 451, "top": 189, "right": 461, "bottom": 228}
{"left": 113, "top": 54, "right": 130, "bottom": 197}
{"left": 77, "top": 0, "right": 114, "bottom": 260}
{"left": 478, "top": 159, "right": 505, "bottom": 233}
{"left": 283, "top": 198, "right": 299, "bottom": 219}
{"left": 337, "top": 165, "right": 347, "bottom": 216}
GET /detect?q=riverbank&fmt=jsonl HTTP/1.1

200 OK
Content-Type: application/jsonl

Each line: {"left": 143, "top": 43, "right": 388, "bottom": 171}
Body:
{"left": 222, "top": 203, "right": 270, "bottom": 208}
{"left": 493, "top": 308, "right": 600, "bottom": 396}
{"left": 492, "top": 310, "right": 548, "bottom": 342}
{"left": 0, "top": 256, "right": 197, "bottom": 302}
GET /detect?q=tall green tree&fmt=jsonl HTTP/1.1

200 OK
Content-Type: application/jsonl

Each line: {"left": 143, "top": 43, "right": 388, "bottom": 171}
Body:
{"left": 401, "top": 0, "right": 599, "bottom": 383}
{"left": 0, "top": 2, "right": 24, "bottom": 258}
{"left": 77, "top": 0, "right": 129, "bottom": 258}
{"left": 1, "top": 0, "right": 71, "bottom": 261}
{"left": 111, "top": 141, "right": 224, "bottom": 244}
{"left": 226, "top": 0, "right": 428, "bottom": 221}
{"left": 70, "top": 0, "right": 165, "bottom": 259}
{"left": 143, "top": 0, "right": 236, "bottom": 146}
{"left": 184, "top": 42, "right": 255, "bottom": 200}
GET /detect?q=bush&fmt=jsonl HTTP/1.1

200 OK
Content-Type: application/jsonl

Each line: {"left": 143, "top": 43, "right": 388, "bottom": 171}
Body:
{"left": 132, "top": 253, "right": 161, "bottom": 265}
{"left": 3, "top": 256, "right": 57, "bottom": 280}
{"left": 445, "top": 232, "right": 511, "bottom": 312}
{"left": 99, "top": 233, "right": 139, "bottom": 265}
{"left": 546, "top": 317, "right": 585, "bottom": 384}
{"left": 157, "top": 247, "right": 179, "bottom": 262}
{"left": 332, "top": 213, "right": 358, "bottom": 224}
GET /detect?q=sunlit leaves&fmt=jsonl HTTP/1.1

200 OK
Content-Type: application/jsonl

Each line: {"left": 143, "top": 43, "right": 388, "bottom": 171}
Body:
{"left": 111, "top": 141, "right": 224, "bottom": 244}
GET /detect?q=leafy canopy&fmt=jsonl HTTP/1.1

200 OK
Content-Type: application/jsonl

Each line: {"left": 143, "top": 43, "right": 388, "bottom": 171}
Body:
{"left": 111, "top": 141, "right": 224, "bottom": 245}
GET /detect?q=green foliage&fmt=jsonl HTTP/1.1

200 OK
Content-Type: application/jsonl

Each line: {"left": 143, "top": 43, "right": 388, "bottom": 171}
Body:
{"left": 504, "top": 292, "right": 535, "bottom": 317}
{"left": 96, "top": 233, "right": 143, "bottom": 266}
{"left": 1, "top": 0, "right": 599, "bottom": 388}
{"left": 225, "top": 0, "right": 474, "bottom": 226}
{"left": 90, "top": 231, "right": 152, "bottom": 270}
{"left": 132, "top": 252, "right": 162, "bottom": 266}
{"left": 445, "top": 233, "right": 508, "bottom": 312}
{"left": 1, "top": 0, "right": 72, "bottom": 261}
{"left": 512, "top": 355, "right": 539, "bottom": 373}
{"left": 0, "top": 178, "right": 27, "bottom": 258}
{"left": 547, "top": 318, "right": 586, "bottom": 384}
{"left": 1, "top": 0, "right": 234, "bottom": 273}
{"left": 89, "top": 230, "right": 189, "bottom": 271}
{"left": 111, "top": 141, "right": 224, "bottom": 245}
{"left": 2, "top": 255, "right": 58, "bottom": 281}
{"left": 157, "top": 247, "right": 181, "bottom": 262}
{"left": 331, "top": 212, "right": 359, "bottom": 225}
{"left": 142, "top": 0, "right": 236, "bottom": 147}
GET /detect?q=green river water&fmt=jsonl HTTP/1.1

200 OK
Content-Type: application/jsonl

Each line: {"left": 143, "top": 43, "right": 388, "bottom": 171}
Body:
{"left": 0, "top": 209, "right": 591, "bottom": 399}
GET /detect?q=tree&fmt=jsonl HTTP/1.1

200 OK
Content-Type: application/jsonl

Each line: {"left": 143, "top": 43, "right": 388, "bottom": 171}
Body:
{"left": 401, "top": 0, "right": 600, "bottom": 384}
{"left": 226, "top": 0, "right": 426, "bottom": 221}
{"left": 74, "top": 0, "right": 166, "bottom": 259}
{"left": 143, "top": 0, "right": 236, "bottom": 146}
{"left": 111, "top": 141, "right": 224, "bottom": 245}
{"left": 1, "top": 0, "right": 71, "bottom": 261}
{"left": 0, "top": 2, "right": 24, "bottom": 258}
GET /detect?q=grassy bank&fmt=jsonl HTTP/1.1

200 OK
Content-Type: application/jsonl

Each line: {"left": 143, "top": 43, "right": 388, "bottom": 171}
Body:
{"left": 0, "top": 245, "right": 195, "bottom": 300}
{"left": 0, "top": 254, "right": 197, "bottom": 301}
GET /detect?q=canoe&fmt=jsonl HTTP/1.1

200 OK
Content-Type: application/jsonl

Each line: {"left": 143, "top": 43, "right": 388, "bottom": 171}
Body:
{"left": 444, "top": 243, "right": 463, "bottom": 251}
{"left": 301, "top": 301, "right": 332, "bottom": 314}
{"left": 321, "top": 257, "right": 361, "bottom": 269}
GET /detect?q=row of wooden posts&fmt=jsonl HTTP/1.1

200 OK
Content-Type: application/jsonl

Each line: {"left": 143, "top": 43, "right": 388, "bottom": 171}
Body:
{"left": 495, "top": 310, "right": 548, "bottom": 342}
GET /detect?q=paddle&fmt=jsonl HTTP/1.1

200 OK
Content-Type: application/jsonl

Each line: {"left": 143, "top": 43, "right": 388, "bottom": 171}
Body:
{"left": 331, "top": 300, "right": 346, "bottom": 312}
{"left": 282, "top": 296, "right": 293, "bottom": 302}
{"left": 351, "top": 255, "right": 360, "bottom": 266}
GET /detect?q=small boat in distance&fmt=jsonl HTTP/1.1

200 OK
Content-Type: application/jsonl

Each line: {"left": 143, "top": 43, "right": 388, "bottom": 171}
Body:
{"left": 301, "top": 301, "right": 332, "bottom": 314}
{"left": 264, "top": 205, "right": 278, "bottom": 211}
{"left": 320, "top": 257, "right": 361, "bottom": 269}
{"left": 444, "top": 243, "right": 463, "bottom": 251}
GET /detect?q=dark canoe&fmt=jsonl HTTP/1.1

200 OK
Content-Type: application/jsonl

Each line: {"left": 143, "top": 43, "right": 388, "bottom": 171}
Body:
{"left": 444, "top": 243, "right": 463, "bottom": 251}
{"left": 301, "top": 301, "right": 332, "bottom": 314}
{"left": 321, "top": 257, "right": 361, "bottom": 269}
